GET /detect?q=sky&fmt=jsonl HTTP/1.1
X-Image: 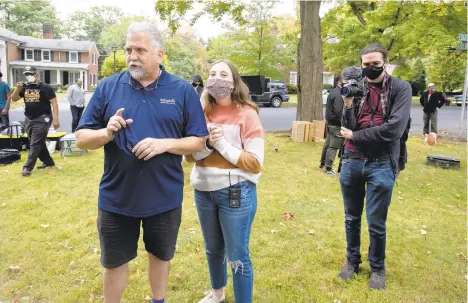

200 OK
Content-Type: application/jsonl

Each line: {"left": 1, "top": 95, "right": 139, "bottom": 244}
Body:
{"left": 50, "top": 0, "right": 335, "bottom": 40}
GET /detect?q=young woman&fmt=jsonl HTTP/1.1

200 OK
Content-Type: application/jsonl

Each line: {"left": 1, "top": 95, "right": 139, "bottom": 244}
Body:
{"left": 186, "top": 60, "right": 264, "bottom": 303}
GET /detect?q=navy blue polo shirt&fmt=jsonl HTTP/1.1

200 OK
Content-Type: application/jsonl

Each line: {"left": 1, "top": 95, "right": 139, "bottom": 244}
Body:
{"left": 76, "top": 65, "right": 208, "bottom": 217}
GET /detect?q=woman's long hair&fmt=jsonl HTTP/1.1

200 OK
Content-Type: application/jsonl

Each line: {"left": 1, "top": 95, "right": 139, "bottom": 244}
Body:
{"left": 203, "top": 60, "right": 259, "bottom": 117}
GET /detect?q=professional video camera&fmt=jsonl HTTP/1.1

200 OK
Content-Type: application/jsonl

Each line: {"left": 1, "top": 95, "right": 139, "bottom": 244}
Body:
{"left": 340, "top": 66, "right": 364, "bottom": 98}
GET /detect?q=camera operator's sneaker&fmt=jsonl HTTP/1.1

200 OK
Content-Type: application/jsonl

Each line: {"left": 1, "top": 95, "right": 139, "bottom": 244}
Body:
{"left": 338, "top": 260, "right": 359, "bottom": 280}
{"left": 198, "top": 291, "right": 225, "bottom": 303}
{"left": 369, "top": 268, "right": 386, "bottom": 290}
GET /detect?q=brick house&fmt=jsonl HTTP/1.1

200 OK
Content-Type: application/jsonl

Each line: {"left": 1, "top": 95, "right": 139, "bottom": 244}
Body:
{"left": 0, "top": 24, "right": 99, "bottom": 91}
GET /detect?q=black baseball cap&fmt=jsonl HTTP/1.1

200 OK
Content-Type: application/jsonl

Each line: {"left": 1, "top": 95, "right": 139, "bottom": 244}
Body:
{"left": 23, "top": 66, "right": 37, "bottom": 74}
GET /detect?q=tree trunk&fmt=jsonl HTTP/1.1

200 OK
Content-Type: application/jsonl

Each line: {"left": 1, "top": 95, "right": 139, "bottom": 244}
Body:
{"left": 297, "top": 1, "right": 323, "bottom": 122}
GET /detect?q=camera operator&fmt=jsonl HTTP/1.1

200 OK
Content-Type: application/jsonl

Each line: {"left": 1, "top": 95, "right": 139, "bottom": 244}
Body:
{"left": 338, "top": 43, "right": 412, "bottom": 290}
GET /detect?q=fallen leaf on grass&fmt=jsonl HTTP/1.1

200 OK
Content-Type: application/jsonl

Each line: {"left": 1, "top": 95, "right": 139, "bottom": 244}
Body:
{"left": 93, "top": 248, "right": 98, "bottom": 254}
{"left": 456, "top": 194, "right": 461, "bottom": 198}
{"left": 397, "top": 196, "right": 403, "bottom": 200}
{"left": 174, "top": 274, "right": 183, "bottom": 280}
{"left": 271, "top": 229, "right": 277, "bottom": 234}
{"left": 7, "top": 265, "right": 20, "bottom": 271}
{"left": 145, "top": 295, "right": 152, "bottom": 301}
{"left": 422, "top": 225, "right": 427, "bottom": 229}
{"left": 456, "top": 253, "right": 466, "bottom": 260}
{"left": 427, "top": 251, "right": 431, "bottom": 254}
{"left": 43, "top": 192, "right": 49, "bottom": 198}
{"left": 420, "top": 230, "right": 427, "bottom": 235}
{"left": 65, "top": 242, "right": 73, "bottom": 250}
{"left": 70, "top": 261, "right": 76, "bottom": 266}
{"left": 308, "top": 229, "right": 316, "bottom": 235}
{"left": 195, "top": 247, "right": 200, "bottom": 252}
{"left": 49, "top": 169, "right": 56, "bottom": 176}
{"left": 283, "top": 212, "right": 295, "bottom": 220}
{"left": 41, "top": 224, "right": 49, "bottom": 228}
{"left": 321, "top": 199, "right": 327, "bottom": 203}
{"left": 1, "top": 203, "right": 6, "bottom": 207}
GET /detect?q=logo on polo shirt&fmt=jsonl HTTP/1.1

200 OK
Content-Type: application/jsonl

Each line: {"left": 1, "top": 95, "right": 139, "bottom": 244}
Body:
{"left": 160, "top": 98, "right": 176, "bottom": 105}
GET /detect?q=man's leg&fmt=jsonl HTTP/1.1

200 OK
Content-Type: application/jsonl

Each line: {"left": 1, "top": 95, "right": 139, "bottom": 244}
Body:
{"left": 325, "top": 147, "right": 339, "bottom": 173}
{"left": 23, "top": 119, "right": 49, "bottom": 172}
{"left": 97, "top": 209, "right": 141, "bottom": 303}
{"left": 103, "top": 264, "right": 129, "bottom": 303}
{"left": 320, "top": 129, "right": 331, "bottom": 168}
{"left": 423, "top": 112, "right": 429, "bottom": 135}
{"left": 339, "top": 158, "right": 366, "bottom": 277}
{"left": 143, "top": 207, "right": 182, "bottom": 301}
{"left": 0, "top": 112, "right": 9, "bottom": 131}
{"left": 365, "top": 159, "right": 395, "bottom": 289}
{"left": 77, "top": 106, "right": 84, "bottom": 127}
{"left": 70, "top": 105, "right": 79, "bottom": 133}
{"left": 430, "top": 112, "right": 438, "bottom": 134}
{"left": 365, "top": 159, "right": 395, "bottom": 270}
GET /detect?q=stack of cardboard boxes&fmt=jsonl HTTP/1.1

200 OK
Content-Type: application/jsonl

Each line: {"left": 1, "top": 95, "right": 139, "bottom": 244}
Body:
{"left": 291, "top": 120, "right": 326, "bottom": 142}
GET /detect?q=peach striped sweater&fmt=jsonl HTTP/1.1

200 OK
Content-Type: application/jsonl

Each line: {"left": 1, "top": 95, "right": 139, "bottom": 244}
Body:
{"left": 186, "top": 103, "right": 265, "bottom": 191}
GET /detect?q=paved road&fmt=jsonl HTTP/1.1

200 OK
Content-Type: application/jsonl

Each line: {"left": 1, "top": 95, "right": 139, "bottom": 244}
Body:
{"left": 9, "top": 96, "right": 468, "bottom": 137}
{"left": 260, "top": 104, "right": 468, "bottom": 137}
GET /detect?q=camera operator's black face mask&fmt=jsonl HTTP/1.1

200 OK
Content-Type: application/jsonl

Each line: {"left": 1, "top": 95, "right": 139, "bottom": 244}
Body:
{"left": 362, "top": 65, "right": 384, "bottom": 80}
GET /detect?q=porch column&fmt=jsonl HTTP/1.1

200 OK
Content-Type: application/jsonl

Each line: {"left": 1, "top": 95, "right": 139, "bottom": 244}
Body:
{"left": 83, "top": 70, "right": 88, "bottom": 91}
{"left": 56, "top": 69, "right": 61, "bottom": 85}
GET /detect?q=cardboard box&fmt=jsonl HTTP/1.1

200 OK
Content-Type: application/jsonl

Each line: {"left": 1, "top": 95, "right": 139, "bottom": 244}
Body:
{"left": 312, "top": 120, "right": 326, "bottom": 139}
{"left": 292, "top": 121, "right": 314, "bottom": 142}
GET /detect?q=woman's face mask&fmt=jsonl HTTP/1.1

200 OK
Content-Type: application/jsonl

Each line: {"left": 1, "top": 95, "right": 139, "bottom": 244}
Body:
{"left": 206, "top": 78, "right": 233, "bottom": 100}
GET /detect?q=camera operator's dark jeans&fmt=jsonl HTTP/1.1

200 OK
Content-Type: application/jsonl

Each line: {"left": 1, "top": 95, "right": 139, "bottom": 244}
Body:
{"left": 339, "top": 157, "right": 395, "bottom": 270}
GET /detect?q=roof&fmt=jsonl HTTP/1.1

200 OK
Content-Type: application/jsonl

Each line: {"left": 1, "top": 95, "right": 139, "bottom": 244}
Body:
{"left": 9, "top": 60, "right": 89, "bottom": 70}
{"left": 0, "top": 27, "right": 100, "bottom": 55}
{"left": 18, "top": 36, "right": 97, "bottom": 53}
{"left": 0, "top": 28, "right": 23, "bottom": 43}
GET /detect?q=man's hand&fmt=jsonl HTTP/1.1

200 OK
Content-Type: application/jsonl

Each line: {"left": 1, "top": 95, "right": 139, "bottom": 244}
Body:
{"left": 344, "top": 97, "right": 353, "bottom": 107}
{"left": 53, "top": 120, "right": 60, "bottom": 129}
{"left": 106, "top": 108, "right": 133, "bottom": 139}
{"left": 1, "top": 109, "right": 7, "bottom": 115}
{"left": 341, "top": 127, "right": 353, "bottom": 140}
{"left": 208, "top": 126, "right": 224, "bottom": 146}
{"left": 132, "top": 138, "right": 170, "bottom": 160}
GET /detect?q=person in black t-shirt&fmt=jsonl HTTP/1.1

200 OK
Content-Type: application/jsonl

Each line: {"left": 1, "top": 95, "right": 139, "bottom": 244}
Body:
{"left": 11, "top": 66, "right": 60, "bottom": 177}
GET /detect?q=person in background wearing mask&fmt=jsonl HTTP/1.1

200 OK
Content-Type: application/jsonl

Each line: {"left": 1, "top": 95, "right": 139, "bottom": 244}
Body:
{"left": 75, "top": 22, "right": 207, "bottom": 303}
{"left": 11, "top": 66, "right": 59, "bottom": 176}
{"left": 67, "top": 79, "right": 86, "bottom": 133}
{"left": 320, "top": 73, "right": 344, "bottom": 175}
{"left": 192, "top": 74, "right": 204, "bottom": 98}
{"left": 186, "top": 60, "right": 264, "bottom": 303}
{"left": 339, "top": 43, "right": 411, "bottom": 290}
{"left": 0, "top": 72, "right": 11, "bottom": 131}
{"left": 420, "top": 83, "right": 445, "bottom": 135}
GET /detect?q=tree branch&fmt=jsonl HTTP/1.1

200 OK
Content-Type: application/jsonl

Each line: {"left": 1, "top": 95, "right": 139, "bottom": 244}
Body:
{"left": 348, "top": 2, "right": 367, "bottom": 26}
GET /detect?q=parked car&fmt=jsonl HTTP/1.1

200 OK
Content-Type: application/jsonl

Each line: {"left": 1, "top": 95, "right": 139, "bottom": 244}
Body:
{"left": 454, "top": 94, "right": 467, "bottom": 107}
{"left": 322, "top": 89, "right": 329, "bottom": 105}
{"left": 241, "top": 75, "right": 290, "bottom": 108}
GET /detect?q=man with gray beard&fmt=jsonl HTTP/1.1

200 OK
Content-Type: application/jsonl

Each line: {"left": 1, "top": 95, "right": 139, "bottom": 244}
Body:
{"left": 75, "top": 22, "right": 208, "bottom": 303}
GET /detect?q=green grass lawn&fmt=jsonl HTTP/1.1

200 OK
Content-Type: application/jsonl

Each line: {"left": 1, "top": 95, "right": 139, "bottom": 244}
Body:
{"left": 0, "top": 136, "right": 466, "bottom": 302}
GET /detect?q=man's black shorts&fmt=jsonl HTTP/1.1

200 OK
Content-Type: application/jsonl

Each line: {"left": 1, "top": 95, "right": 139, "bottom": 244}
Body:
{"left": 97, "top": 207, "right": 182, "bottom": 269}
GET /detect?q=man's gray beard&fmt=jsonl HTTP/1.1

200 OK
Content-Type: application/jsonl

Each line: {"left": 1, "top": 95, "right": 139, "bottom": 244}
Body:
{"left": 129, "top": 68, "right": 146, "bottom": 80}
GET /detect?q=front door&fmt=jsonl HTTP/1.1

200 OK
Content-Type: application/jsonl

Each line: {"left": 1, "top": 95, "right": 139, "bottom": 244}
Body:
{"left": 44, "top": 70, "right": 51, "bottom": 84}
{"left": 63, "top": 71, "right": 69, "bottom": 86}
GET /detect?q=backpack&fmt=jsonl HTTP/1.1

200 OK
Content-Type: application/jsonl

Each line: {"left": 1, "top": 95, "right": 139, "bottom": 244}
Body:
{"left": 0, "top": 148, "right": 21, "bottom": 165}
